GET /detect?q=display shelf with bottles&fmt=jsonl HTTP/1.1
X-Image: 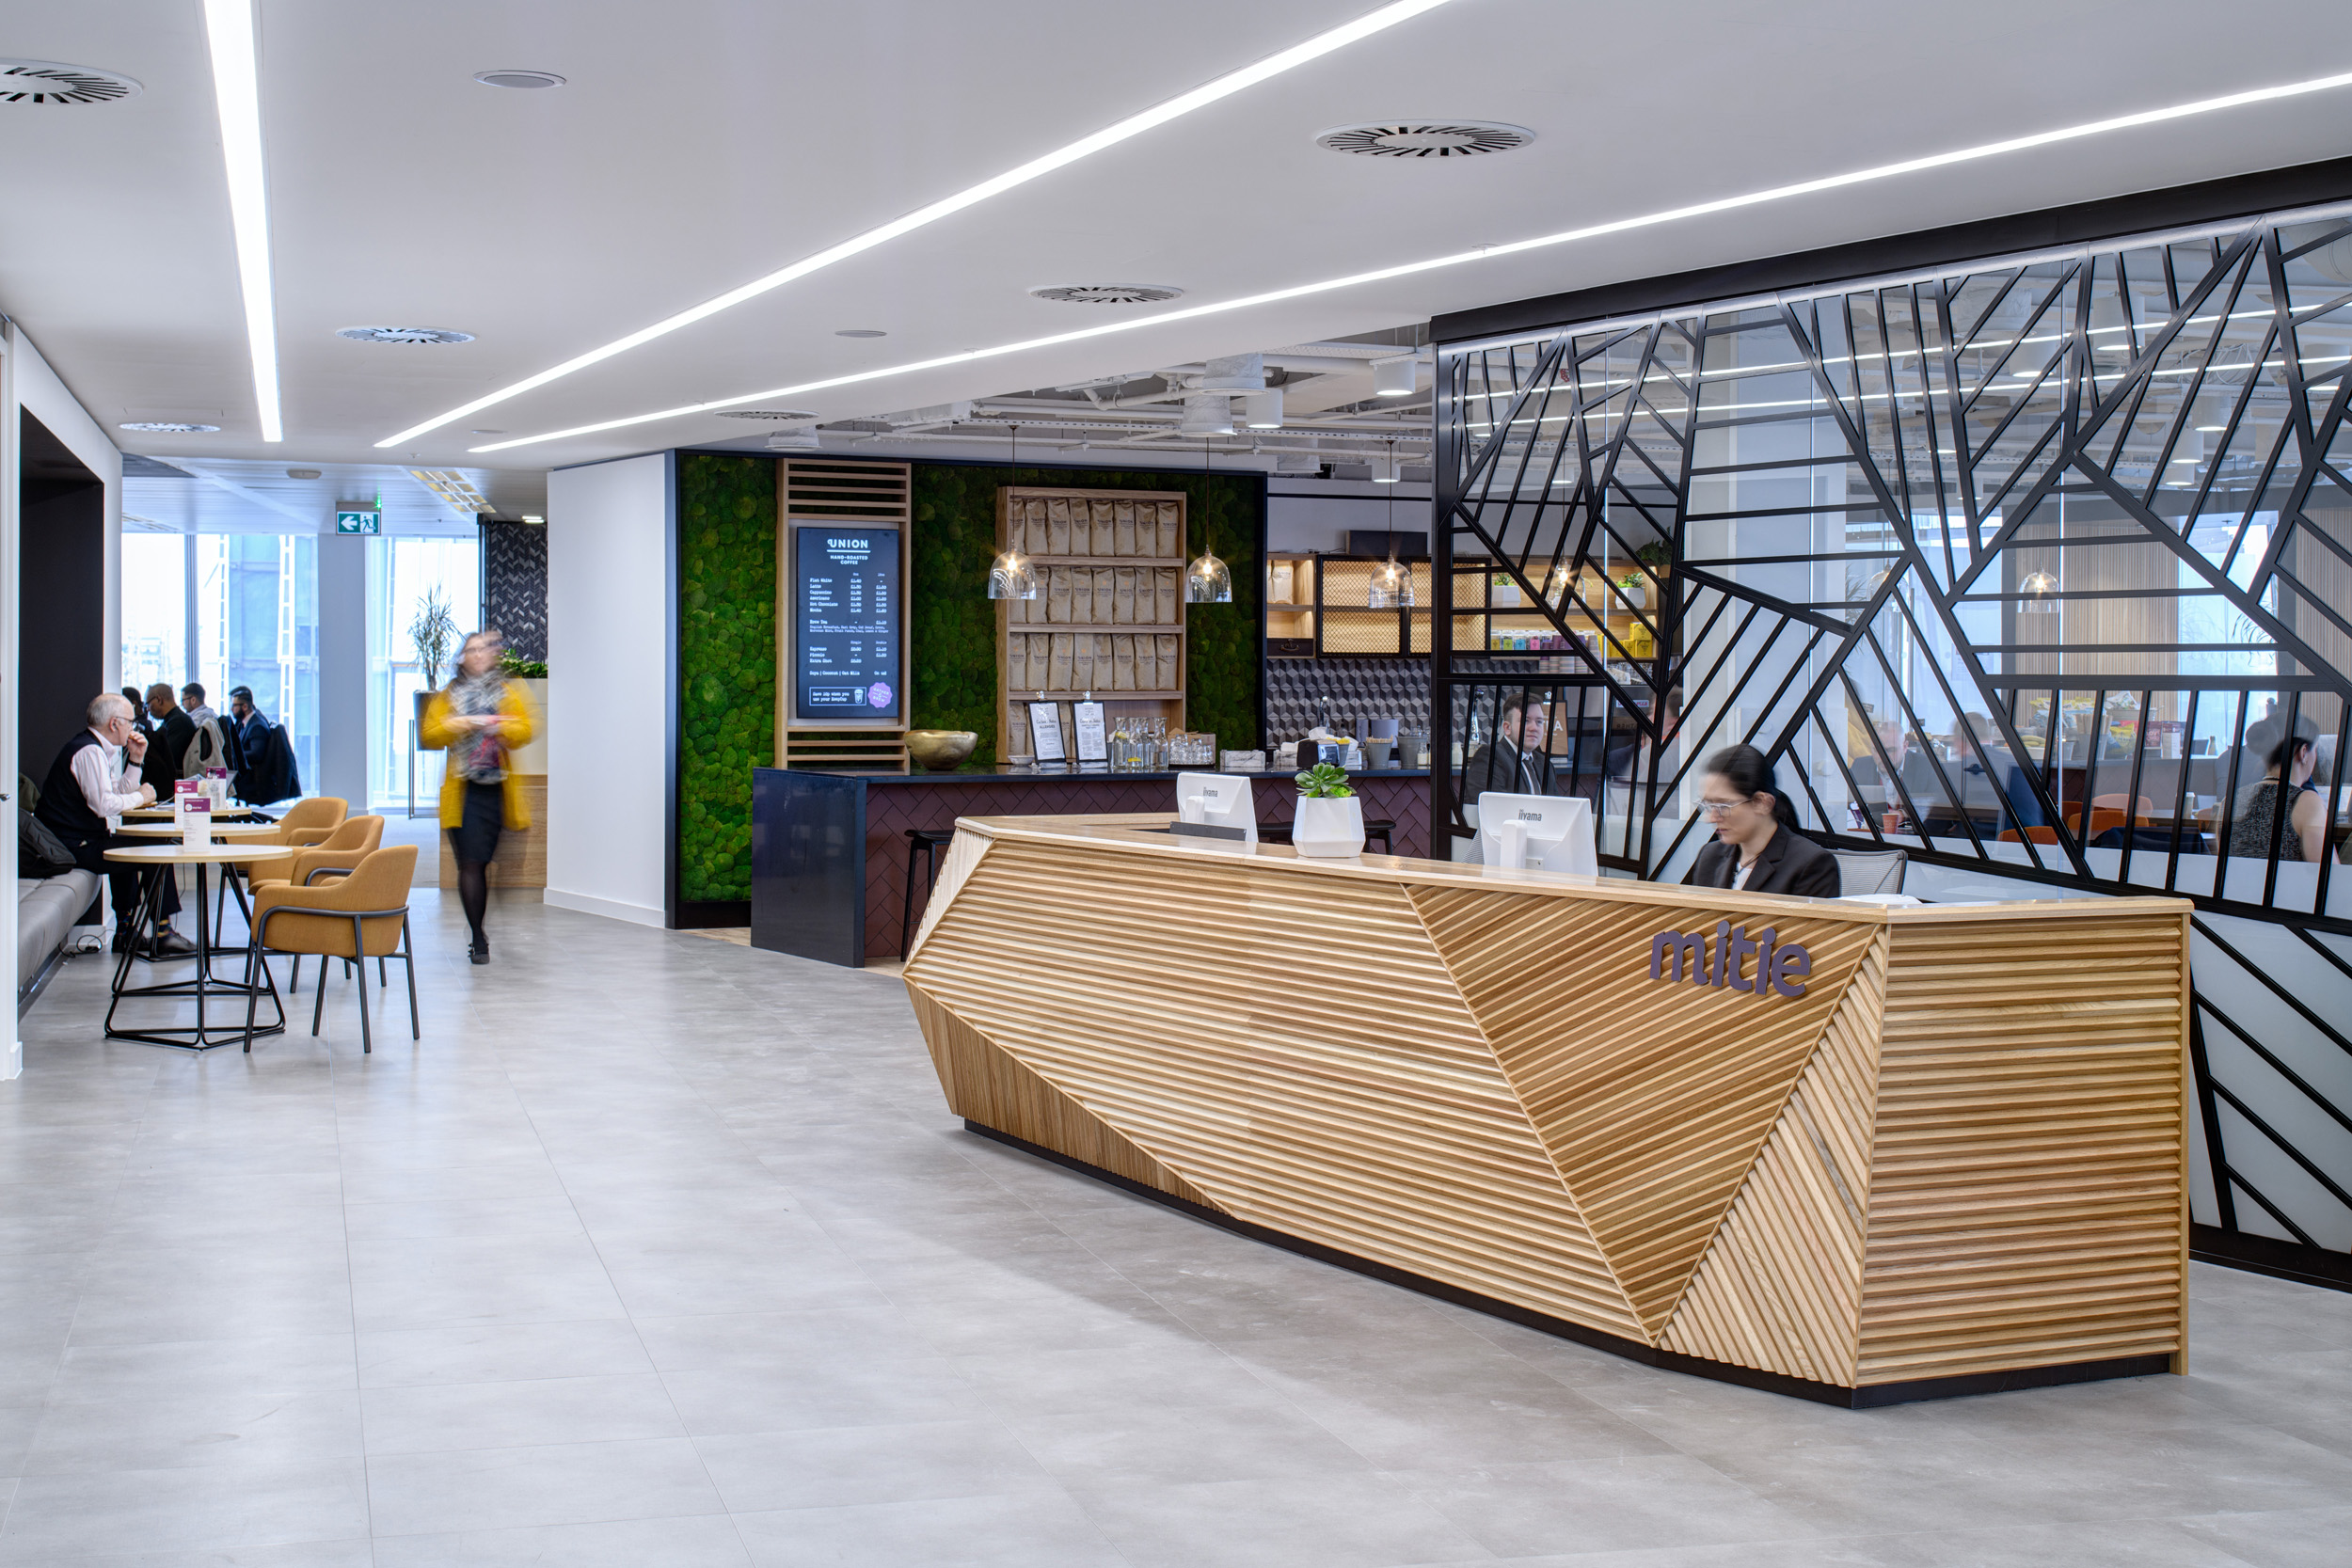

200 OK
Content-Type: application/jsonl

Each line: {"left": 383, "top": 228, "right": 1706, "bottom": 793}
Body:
{"left": 1450, "top": 556, "right": 1668, "bottom": 666}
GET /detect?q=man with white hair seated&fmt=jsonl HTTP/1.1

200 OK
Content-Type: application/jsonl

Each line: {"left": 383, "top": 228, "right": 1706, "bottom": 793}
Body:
{"left": 33, "top": 693, "right": 194, "bottom": 958}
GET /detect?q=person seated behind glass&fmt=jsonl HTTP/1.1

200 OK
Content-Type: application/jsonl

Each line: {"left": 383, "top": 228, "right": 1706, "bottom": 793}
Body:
{"left": 1683, "top": 744, "right": 1842, "bottom": 897}
{"left": 2227, "top": 715, "right": 2327, "bottom": 863}
{"left": 1464, "top": 697, "right": 1560, "bottom": 798}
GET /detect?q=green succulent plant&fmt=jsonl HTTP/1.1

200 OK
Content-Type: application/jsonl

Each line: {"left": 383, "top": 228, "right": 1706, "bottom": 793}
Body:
{"left": 1295, "top": 763, "right": 1354, "bottom": 799}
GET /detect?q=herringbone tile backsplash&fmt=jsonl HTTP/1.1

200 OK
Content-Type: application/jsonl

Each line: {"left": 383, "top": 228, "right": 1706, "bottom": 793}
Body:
{"left": 482, "top": 521, "right": 548, "bottom": 661}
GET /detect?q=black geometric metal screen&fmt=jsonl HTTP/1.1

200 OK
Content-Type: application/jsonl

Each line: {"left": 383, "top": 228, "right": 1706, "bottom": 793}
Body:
{"left": 481, "top": 520, "right": 548, "bottom": 662}
{"left": 1434, "top": 201, "right": 2352, "bottom": 1286}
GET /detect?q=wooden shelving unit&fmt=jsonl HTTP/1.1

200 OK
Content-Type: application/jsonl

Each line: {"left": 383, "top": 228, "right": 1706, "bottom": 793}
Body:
{"left": 1454, "top": 558, "right": 1663, "bottom": 663}
{"left": 997, "top": 487, "right": 1187, "bottom": 756}
{"left": 1266, "top": 554, "right": 1316, "bottom": 654}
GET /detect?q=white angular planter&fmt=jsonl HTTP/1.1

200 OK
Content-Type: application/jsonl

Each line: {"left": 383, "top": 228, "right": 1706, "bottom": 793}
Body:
{"left": 1293, "top": 795, "right": 1365, "bottom": 858}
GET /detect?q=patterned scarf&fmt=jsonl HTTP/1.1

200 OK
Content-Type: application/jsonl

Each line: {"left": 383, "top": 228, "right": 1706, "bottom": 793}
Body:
{"left": 449, "top": 672, "right": 509, "bottom": 784}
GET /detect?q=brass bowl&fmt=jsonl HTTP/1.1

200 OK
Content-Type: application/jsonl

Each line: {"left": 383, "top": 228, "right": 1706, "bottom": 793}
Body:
{"left": 906, "top": 729, "right": 978, "bottom": 771}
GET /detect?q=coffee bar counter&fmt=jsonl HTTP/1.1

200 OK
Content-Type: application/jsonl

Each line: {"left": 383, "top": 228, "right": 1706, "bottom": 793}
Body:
{"left": 900, "top": 813, "right": 2192, "bottom": 1406}
{"left": 748, "top": 766, "right": 1431, "bottom": 966}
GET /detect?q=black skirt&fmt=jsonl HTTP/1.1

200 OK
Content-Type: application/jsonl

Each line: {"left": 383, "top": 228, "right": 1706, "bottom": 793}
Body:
{"left": 449, "top": 780, "right": 505, "bottom": 865}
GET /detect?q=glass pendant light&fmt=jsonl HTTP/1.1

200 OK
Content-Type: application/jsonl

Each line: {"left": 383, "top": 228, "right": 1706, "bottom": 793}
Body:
{"left": 986, "top": 423, "right": 1040, "bottom": 600}
{"left": 1184, "top": 437, "right": 1232, "bottom": 604}
{"left": 2018, "top": 569, "right": 2059, "bottom": 613}
{"left": 1366, "top": 454, "right": 1415, "bottom": 609}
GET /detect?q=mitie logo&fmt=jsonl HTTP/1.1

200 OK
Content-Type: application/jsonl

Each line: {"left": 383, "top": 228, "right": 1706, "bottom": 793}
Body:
{"left": 1650, "top": 922, "right": 1812, "bottom": 1000}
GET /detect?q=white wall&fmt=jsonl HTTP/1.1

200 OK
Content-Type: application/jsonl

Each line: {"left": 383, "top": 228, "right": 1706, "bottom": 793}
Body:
{"left": 545, "top": 452, "right": 670, "bottom": 927}
{"left": 2, "top": 324, "right": 122, "bottom": 1079}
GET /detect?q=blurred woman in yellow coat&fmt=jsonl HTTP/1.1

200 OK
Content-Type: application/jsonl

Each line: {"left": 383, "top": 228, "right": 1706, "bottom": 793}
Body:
{"left": 421, "top": 630, "right": 537, "bottom": 963}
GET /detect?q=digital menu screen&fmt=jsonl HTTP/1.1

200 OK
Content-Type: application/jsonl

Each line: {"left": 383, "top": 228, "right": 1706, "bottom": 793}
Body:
{"left": 792, "top": 525, "right": 901, "bottom": 721}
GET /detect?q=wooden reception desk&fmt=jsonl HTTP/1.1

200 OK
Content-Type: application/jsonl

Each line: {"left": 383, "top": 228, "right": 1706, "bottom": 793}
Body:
{"left": 901, "top": 816, "right": 2191, "bottom": 1407}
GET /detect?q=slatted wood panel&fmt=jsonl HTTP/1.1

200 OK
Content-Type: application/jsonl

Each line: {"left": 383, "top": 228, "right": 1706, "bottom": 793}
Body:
{"left": 866, "top": 777, "right": 1435, "bottom": 960}
{"left": 777, "top": 460, "right": 913, "bottom": 772}
{"left": 906, "top": 983, "right": 1216, "bottom": 1207}
{"left": 437, "top": 778, "right": 546, "bottom": 890}
{"left": 1409, "top": 885, "right": 1880, "bottom": 1335}
{"left": 903, "top": 835, "right": 1645, "bottom": 1338}
{"left": 1659, "top": 934, "right": 1887, "bottom": 1386}
{"left": 906, "top": 826, "right": 990, "bottom": 960}
{"left": 899, "top": 816, "right": 2189, "bottom": 1396}
{"left": 1855, "top": 912, "right": 2188, "bottom": 1385}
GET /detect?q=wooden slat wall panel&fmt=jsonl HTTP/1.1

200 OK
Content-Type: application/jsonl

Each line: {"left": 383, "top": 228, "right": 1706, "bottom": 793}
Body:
{"left": 906, "top": 828, "right": 990, "bottom": 961}
{"left": 1659, "top": 934, "right": 1887, "bottom": 1386}
{"left": 1856, "top": 914, "right": 2188, "bottom": 1384}
{"left": 904, "top": 838, "right": 1645, "bottom": 1338}
{"left": 905, "top": 983, "right": 1215, "bottom": 1207}
{"left": 1410, "top": 885, "right": 1881, "bottom": 1334}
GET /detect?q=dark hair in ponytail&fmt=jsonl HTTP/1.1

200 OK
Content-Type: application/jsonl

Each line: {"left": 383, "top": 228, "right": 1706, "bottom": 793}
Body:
{"left": 1703, "top": 743, "right": 1800, "bottom": 831}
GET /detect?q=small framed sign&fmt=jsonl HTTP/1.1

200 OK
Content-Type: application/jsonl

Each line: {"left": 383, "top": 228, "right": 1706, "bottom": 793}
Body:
{"left": 1027, "top": 702, "right": 1066, "bottom": 764}
{"left": 1073, "top": 701, "right": 1107, "bottom": 766}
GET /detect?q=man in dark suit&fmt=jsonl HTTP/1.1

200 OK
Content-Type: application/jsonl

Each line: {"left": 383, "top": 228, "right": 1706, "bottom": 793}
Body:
{"left": 1684, "top": 744, "right": 1842, "bottom": 897}
{"left": 140, "top": 683, "right": 196, "bottom": 799}
{"left": 1464, "top": 698, "right": 1557, "bottom": 799}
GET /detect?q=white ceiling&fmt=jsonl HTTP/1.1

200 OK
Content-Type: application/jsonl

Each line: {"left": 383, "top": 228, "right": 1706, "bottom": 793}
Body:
{"left": 5, "top": 0, "right": 2351, "bottom": 488}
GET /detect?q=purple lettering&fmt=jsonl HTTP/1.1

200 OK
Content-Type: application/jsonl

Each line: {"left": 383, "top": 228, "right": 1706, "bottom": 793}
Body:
{"left": 1752, "top": 927, "right": 1776, "bottom": 1003}
{"left": 1650, "top": 930, "right": 1706, "bottom": 982}
{"left": 1771, "top": 942, "right": 1812, "bottom": 999}
{"left": 1727, "top": 927, "right": 1759, "bottom": 993}
{"left": 1713, "top": 921, "right": 1732, "bottom": 988}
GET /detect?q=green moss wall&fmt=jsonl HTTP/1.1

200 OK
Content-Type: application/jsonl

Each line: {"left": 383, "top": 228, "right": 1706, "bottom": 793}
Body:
{"left": 677, "top": 455, "right": 776, "bottom": 903}
{"left": 674, "top": 452, "right": 1263, "bottom": 903}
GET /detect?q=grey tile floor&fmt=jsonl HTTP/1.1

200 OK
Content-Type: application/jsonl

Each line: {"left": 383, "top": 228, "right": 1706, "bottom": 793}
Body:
{"left": 2, "top": 892, "right": 2348, "bottom": 1566}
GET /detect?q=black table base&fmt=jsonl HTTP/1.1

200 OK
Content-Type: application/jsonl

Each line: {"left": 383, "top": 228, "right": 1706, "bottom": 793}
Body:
{"left": 103, "top": 861, "right": 287, "bottom": 1052}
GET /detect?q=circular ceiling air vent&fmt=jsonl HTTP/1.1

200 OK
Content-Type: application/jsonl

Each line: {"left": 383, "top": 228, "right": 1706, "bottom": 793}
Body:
{"left": 474, "top": 70, "right": 565, "bottom": 89}
{"left": 714, "top": 409, "right": 821, "bottom": 421}
{"left": 337, "top": 325, "right": 475, "bottom": 345}
{"left": 0, "top": 59, "right": 143, "bottom": 104}
{"left": 119, "top": 421, "right": 218, "bottom": 434}
{"left": 1314, "top": 121, "right": 1534, "bottom": 158}
{"left": 1028, "top": 284, "right": 1185, "bottom": 306}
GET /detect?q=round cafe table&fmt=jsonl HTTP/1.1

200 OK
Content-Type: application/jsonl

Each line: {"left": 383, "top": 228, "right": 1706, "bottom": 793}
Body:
{"left": 102, "top": 842, "right": 292, "bottom": 1052}
{"left": 115, "top": 820, "right": 284, "bottom": 947}
{"left": 113, "top": 820, "right": 280, "bottom": 839}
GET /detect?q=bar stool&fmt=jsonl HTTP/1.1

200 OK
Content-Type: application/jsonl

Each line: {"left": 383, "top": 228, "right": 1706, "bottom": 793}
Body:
{"left": 1256, "top": 818, "right": 1394, "bottom": 853}
{"left": 900, "top": 828, "right": 958, "bottom": 957}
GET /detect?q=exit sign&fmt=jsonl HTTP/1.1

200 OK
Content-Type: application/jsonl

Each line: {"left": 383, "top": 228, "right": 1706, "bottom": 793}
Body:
{"left": 335, "top": 509, "right": 380, "bottom": 534}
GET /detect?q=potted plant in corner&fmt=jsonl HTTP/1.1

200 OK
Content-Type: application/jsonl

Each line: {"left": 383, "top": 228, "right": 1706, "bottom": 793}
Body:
{"left": 1292, "top": 762, "right": 1364, "bottom": 857}
{"left": 501, "top": 651, "right": 550, "bottom": 776}
{"left": 409, "top": 589, "right": 458, "bottom": 748}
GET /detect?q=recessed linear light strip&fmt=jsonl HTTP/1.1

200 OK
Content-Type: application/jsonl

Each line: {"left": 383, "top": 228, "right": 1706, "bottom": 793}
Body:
{"left": 376, "top": 0, "right": 1453, "bottom": 450}
{"left": 201, "top": 0, "right": 280, "bottom": 443}
{"left": 473, "top": 64, "right": 2352, "bottom": 456}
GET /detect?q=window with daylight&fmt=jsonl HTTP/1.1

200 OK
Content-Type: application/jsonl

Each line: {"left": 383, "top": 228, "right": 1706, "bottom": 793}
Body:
{"left": 366, "top": 534, "right": 480, "bottom": 810}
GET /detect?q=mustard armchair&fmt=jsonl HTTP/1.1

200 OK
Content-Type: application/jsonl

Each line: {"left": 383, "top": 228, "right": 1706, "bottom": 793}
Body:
{"left": 243, "top": 845, "right": 418, "bottom": 1053}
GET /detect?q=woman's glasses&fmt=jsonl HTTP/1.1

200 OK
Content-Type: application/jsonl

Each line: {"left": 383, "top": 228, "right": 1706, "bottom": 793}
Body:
{"left": 1699, "top": 796, "right": 1753, "bottom": 818}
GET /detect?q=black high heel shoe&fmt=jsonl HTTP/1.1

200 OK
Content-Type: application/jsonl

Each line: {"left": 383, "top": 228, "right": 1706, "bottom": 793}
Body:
{"left": 469, "top": 937, "right": 489, "bottom": 965}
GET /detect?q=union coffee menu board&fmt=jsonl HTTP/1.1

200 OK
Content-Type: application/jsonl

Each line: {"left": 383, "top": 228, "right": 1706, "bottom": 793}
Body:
{"left": 791, "top": 524, "right": 902, "bottom": 722}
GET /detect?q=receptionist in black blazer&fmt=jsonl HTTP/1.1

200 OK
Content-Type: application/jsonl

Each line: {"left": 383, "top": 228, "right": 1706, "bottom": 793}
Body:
{"left": 1683, "top": 744, "right": 1843, "bottom": 898}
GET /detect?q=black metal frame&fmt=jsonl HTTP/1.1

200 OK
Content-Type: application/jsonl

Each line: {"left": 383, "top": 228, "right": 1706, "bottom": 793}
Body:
{"left": 245, "top": 902, "right": 419, "bottom": 1055}
{"left": 1434, "top": 184, "right": 2352, "bottom": 1287}
{"left": 103, "top": 860, "right": 285, "bottom": 1052}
